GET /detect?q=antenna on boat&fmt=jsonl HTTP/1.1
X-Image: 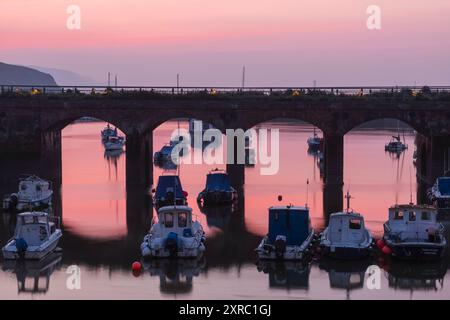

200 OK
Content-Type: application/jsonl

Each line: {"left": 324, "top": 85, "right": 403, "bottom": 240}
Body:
{"left": 345, "top": 189, "right": 353, "bottom": 213}
{"left": 409, "top": 166, "right": 414, "bottom": 205}
{"left": 306, "top": 179, "right": 309, "bottom": 208}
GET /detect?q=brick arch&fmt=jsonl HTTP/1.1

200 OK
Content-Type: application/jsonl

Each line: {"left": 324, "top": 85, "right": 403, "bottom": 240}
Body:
{"left": 241, "top": 113, "right": 327, "bottom": 133}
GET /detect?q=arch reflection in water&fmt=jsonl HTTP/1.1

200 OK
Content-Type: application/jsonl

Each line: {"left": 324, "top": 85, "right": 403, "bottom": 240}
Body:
{"left": 143, "top": 258, "right": 205, "bottom": 295}
{"left": 256, "top": 261, "right": 310, "bottom": 291}
{"left": 1, "top": 253, "right": 62, "bottom": 295}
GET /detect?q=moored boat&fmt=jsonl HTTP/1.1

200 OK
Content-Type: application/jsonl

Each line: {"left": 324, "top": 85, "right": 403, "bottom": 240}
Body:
{"left": 307, "top": 127, "right": 323, "bottom": 150}
{"left": 152, "top": 175, "right": 188, "bottom": 209}
{"left": 103, "top": 135, "right": 125, "bottom": 151}
{"left": 141, "top": 205, "right": 206, "bottom": 259}
{"left": 2, "top": 212, "right": 62, "bottom": 260}
{"left": 320, "top": 212, "right": 373, "bottom": 259}
{"left": 255, "top": 205, "right": 315, "bottom": 261}
{"left": 101, "top": 123, "right": 117, "bottom": 141}
{"left": 428, "top": 175, "right": 450, "bottom": 216}
{"left": 385, "top": 135, "right": 408, "bottom": 153}
{"left": 3, "top": 175, "right": 53, "bottom": 212}
{"left": 197, "top": 169, "right": 237, "bottom": 205}
{"left": 381, "top": 204, "right": 447, "bottom": 260}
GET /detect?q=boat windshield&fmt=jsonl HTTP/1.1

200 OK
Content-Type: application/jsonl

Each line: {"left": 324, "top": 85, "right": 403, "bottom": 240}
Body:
{"left": 349, "top": 219, "right": 362, "bottom": 229}
{"left": 164, "top": 212, "right": 174, "bottom": 228}
{"left": 178, "top": 212, "right": 188, "bottom": 228}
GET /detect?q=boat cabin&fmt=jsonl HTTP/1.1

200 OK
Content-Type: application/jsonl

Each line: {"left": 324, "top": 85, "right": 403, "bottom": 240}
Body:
{"left": 327, "top": 212, "right": 367, "bottom": 244}
{"left": 18, "top": 175, "right": 51, "bottom": 200}
{"left": 205, "top": 170, "right": 232, "bottom": 191}
{"left": 15, "top": 212, "right": 57, "bottom": 247}
{"left": 155, "top": 175, "right": 186, "bottom": 203}
{"left": 268, "top": 206, "right": 310, "bottom": 246}
{"left": 157, "top": 206, "right": 194, "bottom": 236}
{"left": 386, "top": 205, "right": 441, "bottom": 242}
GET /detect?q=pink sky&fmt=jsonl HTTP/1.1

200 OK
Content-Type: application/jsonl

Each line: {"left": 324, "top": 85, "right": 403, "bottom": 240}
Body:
{"left": 1, "top": 0, "right": 450, "bottom": 85}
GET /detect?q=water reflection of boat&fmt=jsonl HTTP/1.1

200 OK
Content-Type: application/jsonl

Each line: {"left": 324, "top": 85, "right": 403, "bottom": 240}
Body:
{"left": 2, "top": 252, "right": 62, "bottom": 294}
{"left": 3, "top": 175, "right": 53, "bottom": 212}
{"left": 319, "top": 259, "right": 372, "bottom": 299}
{"left": 198, "top": 203, "right": 236, "bottom": 230}
{"left": 104, "top": 135, "right": 125, "bottom": 151}
{"left": 104, "top": 149, "right": 123, "bottom": 160}
{"left": 256, "top": 205, "right": 315, "bottom": 261}
{"left": 143, "top": 258, "right": 205, "bottom": 295}
{"left": 256, "top": 260, "right": 310, "bottom": 290}
{"left": 380, "top": 259, "right": 447, "bottom": 291}
{"left": 385, "top": 134, "right": 408, "bottom": 153}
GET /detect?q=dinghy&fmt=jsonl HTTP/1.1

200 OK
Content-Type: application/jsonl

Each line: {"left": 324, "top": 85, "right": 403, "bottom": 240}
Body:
{"left": 141, "top": 205, "right": 206, "bottom": 259}
{"left": 255, "top": 205, "right": 315, "bottom": 261}
{"left": 197, "top": 169, "right": 237, "bottom": 205}
{"left": 2, "top": 212, "right": 62, "bottom": 260}
{"left": 152, "top": 175, "right": 188, "bottom": 209}
{"left": 382, "top": 204, "right": 447, "bottom": 260}
{"left": 3, "top": 175, "right": 53, "bottom": 212}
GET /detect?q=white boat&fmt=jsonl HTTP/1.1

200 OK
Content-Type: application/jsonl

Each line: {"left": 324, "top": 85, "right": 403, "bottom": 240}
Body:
{"left": 141, "top": 205, "right": 206, "bottom": 259}
{"left": 101, "top": 124, "right": 117, "bottom": 140}
{"left": 255, "top": 205, "right": 315, "bottom": 261}
{"left": 320, "top": 212, "right": 373, "bottom": 259}
{"left": 2, "top": 212, "right": 62, "bottom": 260}
{"left": 382, "top": 204, "right": 447, "bottom": 260}
{"left": 3, "top": 175, "right": 53, "bottom": 212}
{"left": 104, "top": 135, "right": 125, "bottom": 151}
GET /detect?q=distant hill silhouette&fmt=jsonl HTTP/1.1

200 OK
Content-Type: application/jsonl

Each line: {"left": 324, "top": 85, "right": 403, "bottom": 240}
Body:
{"left": 0, "top": 62, "right": 57, "bottom": 86}
{"left": 30, "top": 65, "right": 99, "bottom": 86}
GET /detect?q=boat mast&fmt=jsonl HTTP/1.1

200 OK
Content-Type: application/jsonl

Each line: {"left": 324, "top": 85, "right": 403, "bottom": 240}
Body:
{"left": 345, "top": 190, "right": 353, "bottom": 213}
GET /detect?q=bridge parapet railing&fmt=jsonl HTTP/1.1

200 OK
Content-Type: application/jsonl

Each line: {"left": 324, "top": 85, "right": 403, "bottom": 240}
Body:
{"left": 1, "top": 85, "right": 450, "bottom": 97}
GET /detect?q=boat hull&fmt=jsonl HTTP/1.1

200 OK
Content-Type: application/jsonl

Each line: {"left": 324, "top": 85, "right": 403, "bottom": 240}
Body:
{"left": 320, "top": 245, "right": 372, "bottom": 260}
{"left": 256, "top": 230, "right": 315, "bottom": 261}
{"left": 2, "top": 231, "right": 62, "bottom": 260}
{"left": 384, "top": 240, "right": 446, "bottom": 261}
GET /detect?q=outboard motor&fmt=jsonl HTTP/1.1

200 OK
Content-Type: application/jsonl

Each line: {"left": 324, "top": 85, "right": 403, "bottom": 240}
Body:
{"left": 165, "top": 232, "right": 179, "bottom": 258}
{"left": 274, "top": 235, "right": 287, "bottom": 260}
{"left": 15, "top": 238, "right": 28, "bottom": 260}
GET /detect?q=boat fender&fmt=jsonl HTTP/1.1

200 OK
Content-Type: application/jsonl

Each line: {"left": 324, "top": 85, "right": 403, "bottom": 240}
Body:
{"left": 376, "top": 239, "right": 385, "bottom": 250}
{"left": 381, "top": 245, "right": 392, "bottom": 255}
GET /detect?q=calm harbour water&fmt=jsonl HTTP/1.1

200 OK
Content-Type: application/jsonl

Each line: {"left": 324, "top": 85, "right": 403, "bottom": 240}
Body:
{"left": 0, "top": 120, "right": 449, "bottom": 300}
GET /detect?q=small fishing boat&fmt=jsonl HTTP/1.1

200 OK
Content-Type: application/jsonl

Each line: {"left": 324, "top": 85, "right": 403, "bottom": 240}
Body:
{"left": 141, "top": 205, "right": 206, "bottom": 259}
{"left": 154, "top": 144, "right": 178, "bottom": 165}
{"left": 320, "top": 191, "right": 373, "bottom": 259}
{"left": 152, "top": 175, "right": 188, "bottom": 208}
{"left": 428, "top": 175, "right": 450, "bottom": 215}
{"left": 3, "top": 175, "right": 53, "bottom": 212}
{"left": 385, "top": 135, "right": 408, "bottom": 153}
{"left": 255, "top": 205, "right": 315, "bottom": 261}
{"left": 320, "top": 212, "right": 373, "bottom": 259}
{"left": 103, "top": 135, "right": 125, "bottom": 151}
{"left": 307, "top": 127, "right": 322, "bottom": 150}
{"left": 197, "top": 169, "right": 237, "bottom": 205}
{"left": 2, "top": 212, "right": 62, "bottom": 260}
{"left": 101, "top": 124, "right": 117, "bottom": 140}
{"left": 381, "top": 204, "right": 447, "bottom": 260}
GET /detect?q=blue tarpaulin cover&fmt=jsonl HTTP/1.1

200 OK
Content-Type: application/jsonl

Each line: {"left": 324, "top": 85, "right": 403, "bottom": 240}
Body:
{"left": 156, "top": 175, "right": 184, "bottom": 199}
{"left": 268, "top": 207, "right": 310, "bottom": 246}
{"left": 438, "top": 177, "right": 450, "bottom": 196}
{"left": 205, "top": 173, "right": 232, "bottom": 191}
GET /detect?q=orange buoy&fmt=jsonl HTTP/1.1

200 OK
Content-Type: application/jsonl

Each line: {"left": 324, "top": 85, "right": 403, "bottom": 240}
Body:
{"left": 376, "top": 239, "right": 385, "bottom": 250}
{"left": 382, "top": 245, "right": 392, "bottom": 255}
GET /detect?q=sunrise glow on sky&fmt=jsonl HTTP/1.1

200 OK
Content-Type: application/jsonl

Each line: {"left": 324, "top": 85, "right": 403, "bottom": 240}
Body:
{"left": 1, "top": 0, "right": 450, "bottom": 86}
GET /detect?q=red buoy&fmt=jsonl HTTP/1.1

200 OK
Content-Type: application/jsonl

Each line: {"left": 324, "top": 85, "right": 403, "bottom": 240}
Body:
{"left": 376, "top": 239, "right": 385, "bottom": 250}
{"left": 132, "top": 261, "right": 142, "bottom": 272}
{"left": 382, "top": 245, "right": 392, "bottom": 255}
{"left": 183, "top": 191, "right": 188, "bottom": 197}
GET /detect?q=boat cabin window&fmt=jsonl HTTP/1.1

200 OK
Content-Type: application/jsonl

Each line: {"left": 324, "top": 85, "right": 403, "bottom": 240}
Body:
{"left": 409, "top": 211, "right": 416, "bottom": 222}
{"left": 178, "top": 212, "right": 188, "bottom": 228}
{"left": 394, "top": 211, "right": 404, "bottom": 220}
{"left": 349, "top": 219, "right": 362, "bottom": 230}
{"left": 164, "top": 213, "right": 174, "bottom": 228}
{"left": 36, "top": 184, "right": 42, "bottom": 191}
{"left": 20, "top": 184, "right": 27, "bottom": 190}
{"left": 23, "top": 216, "right": 35, "bottom": 224}
{"left": 421, "top": 211, "right": 431, "bottom": 221}
{"left": 37, "top": 216, "right": 48, "bottom": 224}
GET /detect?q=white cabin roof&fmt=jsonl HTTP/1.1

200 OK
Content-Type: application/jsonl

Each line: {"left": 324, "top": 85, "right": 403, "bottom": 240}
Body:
{"left": 389, "top": 204, "right": 436, "bottom": 211}
{"left": 329, "top": 212, "right": 364, "bottom": 220}
{"left": 17, "top": 211, "right": 49, "bottom": 218}
{"left": 158, "top": 205, "right": 192, "bottom": 214}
